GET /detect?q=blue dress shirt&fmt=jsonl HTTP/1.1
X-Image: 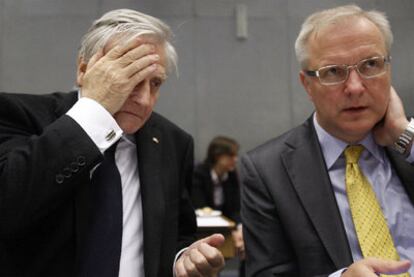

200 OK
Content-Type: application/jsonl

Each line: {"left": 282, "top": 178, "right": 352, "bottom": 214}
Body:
{"left": 312, "top": 115, "right": 414, "bottom": 276}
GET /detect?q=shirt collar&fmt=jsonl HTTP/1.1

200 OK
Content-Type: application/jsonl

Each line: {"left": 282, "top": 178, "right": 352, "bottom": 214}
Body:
{"left": 210, "top": 169, "right": 229, "bottom": 185}
{"left": 313, "top": 113, "right": 384, "bottom": 169}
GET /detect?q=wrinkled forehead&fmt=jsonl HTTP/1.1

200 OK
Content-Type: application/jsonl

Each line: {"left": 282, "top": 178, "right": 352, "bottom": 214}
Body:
{"left": 307, "top": 17, "right": 386, "bottom": 62}
{"left": 312, "top": 17, "right": 385, "bottom": 46}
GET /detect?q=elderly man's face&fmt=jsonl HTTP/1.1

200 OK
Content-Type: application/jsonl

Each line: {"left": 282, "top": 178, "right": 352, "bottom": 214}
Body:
{"left": 77, "top": 35, "right": 167, "bottom": 134}
{"left": 300, "top": 18, "right": 391, "bottom": 143}
{"left": 108, "top": 37, "right": 167, "bottom": 134}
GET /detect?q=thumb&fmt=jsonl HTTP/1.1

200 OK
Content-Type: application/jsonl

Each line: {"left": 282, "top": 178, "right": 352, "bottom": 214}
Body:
{"left": 200, "top": 233, "right": 225, "bottom": 248}
{"left": 370, "top": 259, "right": 411, "bottom": 275}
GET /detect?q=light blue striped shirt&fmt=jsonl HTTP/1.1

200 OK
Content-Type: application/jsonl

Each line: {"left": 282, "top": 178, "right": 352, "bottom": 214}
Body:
{"left": 312, "top": 115, "right": 414, "bottom": 276}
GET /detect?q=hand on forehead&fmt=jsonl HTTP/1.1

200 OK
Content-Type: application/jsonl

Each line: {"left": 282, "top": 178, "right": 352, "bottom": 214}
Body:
{"left": 103, "top": 34, "right": 167, "bottom": 78}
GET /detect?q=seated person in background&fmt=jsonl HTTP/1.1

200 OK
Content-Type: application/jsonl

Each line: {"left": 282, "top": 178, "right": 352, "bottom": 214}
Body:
{"left": 192, "top": 136, "right": 240, "bottom": 222}
{"left": 192, "top": 136, "right": 245, "bottom": 272}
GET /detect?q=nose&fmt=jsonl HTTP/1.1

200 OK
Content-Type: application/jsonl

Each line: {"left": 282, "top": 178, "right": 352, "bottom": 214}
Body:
{"left": 131, "top": 80, "right": 151, "bottom": 107}
{"left": 344, "top": 68, "right": 365, "bottom": 95}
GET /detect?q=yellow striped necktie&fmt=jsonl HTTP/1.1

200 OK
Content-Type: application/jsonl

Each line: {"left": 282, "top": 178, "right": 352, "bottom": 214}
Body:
{"left": 344, "top": 145, "right": 409, "bottom": 277}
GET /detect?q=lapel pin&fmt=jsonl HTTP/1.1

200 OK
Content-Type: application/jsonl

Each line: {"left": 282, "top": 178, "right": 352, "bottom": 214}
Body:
{"left": 152, "top": 137, "right": 160, "bottom": 144}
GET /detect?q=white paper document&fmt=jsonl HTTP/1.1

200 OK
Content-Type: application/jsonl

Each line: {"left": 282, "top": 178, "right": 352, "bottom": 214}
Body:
{"left": 196, "top": 216, "right": 231, "bottom": 227}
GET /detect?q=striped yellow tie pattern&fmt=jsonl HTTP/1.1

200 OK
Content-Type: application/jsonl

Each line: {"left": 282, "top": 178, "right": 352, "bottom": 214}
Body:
{"left": 345, "top": 145, "right": 409, "bottom": 277}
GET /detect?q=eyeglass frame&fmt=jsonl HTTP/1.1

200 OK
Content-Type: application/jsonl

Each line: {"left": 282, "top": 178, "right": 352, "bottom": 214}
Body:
{"left": 304, "top": 55, "right": 391, "bottom": 86}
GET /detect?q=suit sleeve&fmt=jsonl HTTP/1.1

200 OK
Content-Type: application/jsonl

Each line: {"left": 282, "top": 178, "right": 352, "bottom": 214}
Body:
{"left": 240, "top": 153, "right": 299, "bottom": 276}
{"left": 0, "top": 96, "right": 102, "bottom": 236}
{"left": 176, "top": 137, "right": 197, "bottom": 251}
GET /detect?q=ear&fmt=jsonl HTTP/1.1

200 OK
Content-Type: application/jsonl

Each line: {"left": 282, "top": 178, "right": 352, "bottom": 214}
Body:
{"left": 299, "top": 70, "right": 314, "bottom": 102}
{"left": 76, "top": 56, "right": 88, "bottom": 87}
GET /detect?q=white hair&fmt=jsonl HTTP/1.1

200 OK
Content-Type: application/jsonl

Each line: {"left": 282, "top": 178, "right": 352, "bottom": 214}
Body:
{"left": 294, "top": 4, "right": 393, "bottom": 68}
{"left": 78, "top": 9, "right": 178, "bottom": 73}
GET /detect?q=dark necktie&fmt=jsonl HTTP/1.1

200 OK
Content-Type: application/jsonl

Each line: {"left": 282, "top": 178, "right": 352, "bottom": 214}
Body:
{"left": 80, "top": 142, "right": 123, "bottom": 277}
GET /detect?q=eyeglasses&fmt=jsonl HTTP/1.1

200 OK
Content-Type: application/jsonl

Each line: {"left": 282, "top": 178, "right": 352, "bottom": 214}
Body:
{"left": 304, "top": 56, "right": 391, "bottom": 86}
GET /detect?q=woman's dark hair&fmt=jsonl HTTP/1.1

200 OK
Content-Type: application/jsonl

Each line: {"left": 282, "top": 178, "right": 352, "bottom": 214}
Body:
{"left": 204, "top": 136, "right": 239, "bottom": 166}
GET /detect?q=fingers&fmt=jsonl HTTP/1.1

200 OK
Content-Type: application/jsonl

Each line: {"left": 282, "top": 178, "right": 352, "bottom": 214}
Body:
{"left": 175, "top": 237, "right": 225, "bottom": 277}
{"left": 175, "top": 252, "right": 204, "bottom": 277}
{"left": 189, "top": 249, "right": 211, "bottom": 275}
{"left": 79, "top": 35, "right": 163, "bottom": 115}
{"left": 123, "top": 53, "right": 159, "bottom": 78}
{"left": 105, "top": 35, "right": 143, "bottom": 60}
{"left": 368, "top": 258, "right": 411, "bottom": 275}
{"left": 105, "top": 42, "right": 159, "bottom": 89}
{"left": 128, "top": 64, "right": 158, "bottom": 89}
{"left": 373, "top": 86, "right": 409, "bottom": 146}
{"left": 182, "top": 254, "right": 203, "bottom": 277}
{"left": 199, "top": 240, "right": 225, "bottom": 268}
{"left": 199, "top": 233, "right": 225, "bottom": 248}
{"left": 343, "top": 258, "right": 411, "bottom": 277}
{"left": 87, "top": 48, "right": 104, "bottom": 68}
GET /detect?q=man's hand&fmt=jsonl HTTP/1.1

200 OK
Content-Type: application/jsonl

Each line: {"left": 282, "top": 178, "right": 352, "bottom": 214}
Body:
{"left": 78, "top": 36, "right": 159, "bottom": 114}
{"left": 342, "top": 258, "right": 411, "bottom": 276}
{"left": 231, "top": 226, "right": 245, "bottom": 260}
{"left": 373, "top": 86, "right": 409, "bottom": 146}
{"left": 175, "top": 234, "right": 225, "bottom": 277}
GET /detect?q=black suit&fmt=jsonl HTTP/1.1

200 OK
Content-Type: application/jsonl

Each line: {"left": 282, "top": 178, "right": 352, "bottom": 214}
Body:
{"left": 0, "top": 91, "right": 196, "bottom": 277}
{"left": 191, "top": 163, "right": 240, "bottom": 222}
{"left": 241, "top": 116, "right": 414, "bottom": 277}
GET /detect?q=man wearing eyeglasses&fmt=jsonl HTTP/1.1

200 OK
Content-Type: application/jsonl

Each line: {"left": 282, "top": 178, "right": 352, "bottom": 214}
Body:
{"left": 241, "top": 5, "right": 414, "bottom": 277}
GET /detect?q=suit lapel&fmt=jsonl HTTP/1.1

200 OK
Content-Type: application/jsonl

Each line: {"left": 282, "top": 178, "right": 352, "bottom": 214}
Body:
{"left": 281, "top": 118, "right": 353, "bottom": 268}
{"left": 135, "top": 116, "right": 164, "bottom": 277}
{"left": 386, "top": 149, "right": 414, "bottom": 203}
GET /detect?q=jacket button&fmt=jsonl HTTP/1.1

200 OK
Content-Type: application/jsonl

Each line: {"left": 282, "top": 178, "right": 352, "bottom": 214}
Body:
{"left": 56, "top": 174, "right": 64, "bottom": 184}
{"left": 70, "top": 162, "right": 79, "bottom": 173}
{"left": 77, "top": 156, "right": 86, "bottom": 166}
{"left": 63, "top": 167, "right": 72, "bottom": 178}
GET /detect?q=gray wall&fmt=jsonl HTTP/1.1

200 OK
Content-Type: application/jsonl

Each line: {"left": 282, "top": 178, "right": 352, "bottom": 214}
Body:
{"left": 1, "top": 0, "right": 413, "bottom": 161}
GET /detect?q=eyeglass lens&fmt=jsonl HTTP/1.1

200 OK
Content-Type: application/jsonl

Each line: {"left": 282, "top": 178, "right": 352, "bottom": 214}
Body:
{"left": 318, "top": 57, "right": 387, "bottom": 85}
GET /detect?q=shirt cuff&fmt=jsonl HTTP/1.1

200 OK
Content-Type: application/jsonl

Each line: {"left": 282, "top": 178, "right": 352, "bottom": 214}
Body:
{"left": 66, "top": 97, "right": 123, "bottom": 153}
{"left": 173, "top": 247, "right": 188, "bottom": 276}
{"left": 329, "top": 268, "right": 348, "bottom": 277}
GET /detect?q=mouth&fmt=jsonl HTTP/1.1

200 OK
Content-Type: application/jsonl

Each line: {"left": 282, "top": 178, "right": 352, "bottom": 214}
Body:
{"left": 342, "top": 106, "right": 367, "bottom": 113}
{"left": 342, "top": 106, "right": 368, "bottom": 115}
{"left": 115, "top": 110, "right": 143, "bottom": 119}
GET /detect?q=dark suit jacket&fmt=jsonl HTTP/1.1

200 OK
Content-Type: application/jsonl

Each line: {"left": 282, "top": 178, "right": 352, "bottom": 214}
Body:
{"left": 191, "top": 163, "right": 240, "bottom": 222}
{"left": 0, "top": 91, "right": 197, "bottom": 277}
{"left": 240, "top": 116, "right": 414, "bottom": 277}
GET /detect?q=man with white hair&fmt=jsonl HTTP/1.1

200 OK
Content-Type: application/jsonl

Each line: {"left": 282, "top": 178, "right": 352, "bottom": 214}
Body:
{"left": 242, "top": 5, "right": 414, "bottom": 277}
{"left": 0, "top": 9, "right": 224, "bottom": 277}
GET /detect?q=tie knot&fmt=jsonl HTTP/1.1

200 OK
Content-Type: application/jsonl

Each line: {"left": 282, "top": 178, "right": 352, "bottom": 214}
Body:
{"left": 344, "top": 145, "right": 364, "bottom": 164}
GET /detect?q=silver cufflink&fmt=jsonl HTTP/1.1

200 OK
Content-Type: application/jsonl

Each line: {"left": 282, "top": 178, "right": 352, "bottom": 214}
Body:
{"left": 105, "top": 130, "right": 116, "bottom": 141}
{"left": 152, "top": 137, "right": 159, "bottom": 144}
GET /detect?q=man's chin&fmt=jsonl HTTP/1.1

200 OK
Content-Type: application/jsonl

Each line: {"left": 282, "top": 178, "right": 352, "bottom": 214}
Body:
{"left": 118, "top": 121, "right": 145, "bottom": 134}
{"left": 116, "top": 113, "right": 150, "bottom": 134}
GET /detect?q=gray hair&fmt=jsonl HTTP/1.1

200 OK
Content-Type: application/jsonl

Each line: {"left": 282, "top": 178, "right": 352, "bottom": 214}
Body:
{"left": 78, "top": 9, "right": 177, "bottom": 74}
{"left": 294, "top": 4, "right": 393, "bottom": 69}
